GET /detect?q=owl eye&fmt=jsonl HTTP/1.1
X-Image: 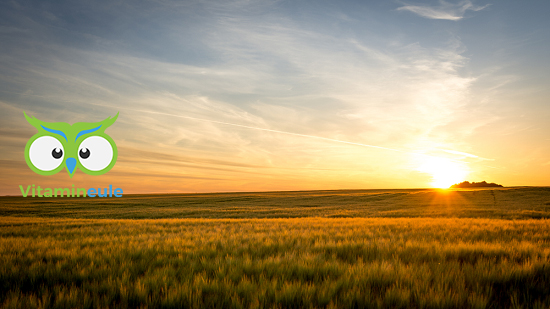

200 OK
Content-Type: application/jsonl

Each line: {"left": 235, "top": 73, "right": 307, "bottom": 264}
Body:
{"left": 79, "top": 148, "right": 90, "bottom": 159}
{"left": 52, "top": 148, "right": 63, "bottom": 159}
{"left": 78, "top": 136, "right": 114, "bottom": 171}
{"left": 29, "top": 136, "right": 65, "bottom": 171}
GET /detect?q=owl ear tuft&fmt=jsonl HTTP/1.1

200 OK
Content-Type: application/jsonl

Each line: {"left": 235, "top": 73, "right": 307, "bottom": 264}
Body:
{"left": 99, "top": 112, "right": 119, "bottom": 129}
{"left": 23, "top": 112, "right": 44, "bottom": 131}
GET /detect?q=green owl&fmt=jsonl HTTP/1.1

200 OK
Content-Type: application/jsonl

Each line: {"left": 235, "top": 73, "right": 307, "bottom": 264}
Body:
{"left": 24, "top": 112, "right": 119, "bottom": 177}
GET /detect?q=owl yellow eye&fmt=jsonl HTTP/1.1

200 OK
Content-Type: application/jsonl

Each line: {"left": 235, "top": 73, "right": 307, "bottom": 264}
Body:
{"left": 29, "top": 136, "right": 65, "bottom": 171}
{"left": 78, "top": 136, "right": 113, "bottom": 171}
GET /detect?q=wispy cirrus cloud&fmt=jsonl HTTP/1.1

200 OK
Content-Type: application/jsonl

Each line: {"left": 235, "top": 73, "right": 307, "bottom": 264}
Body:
{"left": 0, "top": 0, "right": 487, "bottom": 193}
{"left": 397, "top": 0, "right": 489, "bottom": 21}
{"left": 10, "top": 0, "right": 550, "bottom": 193}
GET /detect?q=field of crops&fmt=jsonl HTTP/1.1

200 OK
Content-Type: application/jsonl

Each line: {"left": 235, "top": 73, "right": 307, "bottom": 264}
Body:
{"left": 1, "top": 187, "right": 550, "bottom": 308}
{"left": 3, "top": 187, "right": 550, "bottom": 220}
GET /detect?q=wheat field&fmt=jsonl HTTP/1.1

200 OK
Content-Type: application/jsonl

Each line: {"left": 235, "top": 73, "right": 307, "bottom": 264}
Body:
{"left": 1, "top": 187, "right": 550, "bottom": 308}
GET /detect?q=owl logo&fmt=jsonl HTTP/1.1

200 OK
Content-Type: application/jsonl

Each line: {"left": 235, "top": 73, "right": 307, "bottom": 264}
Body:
{"left": 24, "top": 112, "right": 119, "bottom": 177}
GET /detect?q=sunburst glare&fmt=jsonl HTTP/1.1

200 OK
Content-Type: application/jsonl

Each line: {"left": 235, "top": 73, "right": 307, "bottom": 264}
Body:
{"left": 417, "top": 157, "right": 469, "bottom": 188}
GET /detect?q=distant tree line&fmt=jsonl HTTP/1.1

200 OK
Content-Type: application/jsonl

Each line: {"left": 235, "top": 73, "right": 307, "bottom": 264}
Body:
{"left": 451, "top": 181, "right": 503, "bottom": 188}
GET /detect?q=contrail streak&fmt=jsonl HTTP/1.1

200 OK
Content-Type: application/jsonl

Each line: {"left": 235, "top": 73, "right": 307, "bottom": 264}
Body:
{"left": 132, "top": 109, "right": 455, "bottom": 160}
{"left": 131, "top": 108, "right": 495, "bottom": 166}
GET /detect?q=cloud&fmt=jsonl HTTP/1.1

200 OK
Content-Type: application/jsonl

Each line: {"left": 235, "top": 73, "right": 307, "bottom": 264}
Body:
{"left": 0, "top": 0, "right": 496, "bottom": 193}
{"left": 397, "top": 0, "right": 489, "bottom": 21}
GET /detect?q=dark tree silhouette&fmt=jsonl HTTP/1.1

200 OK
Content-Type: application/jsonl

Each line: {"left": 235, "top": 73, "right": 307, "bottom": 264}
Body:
{"left": 451, "top": 181, "right": 503, "bottom": 188}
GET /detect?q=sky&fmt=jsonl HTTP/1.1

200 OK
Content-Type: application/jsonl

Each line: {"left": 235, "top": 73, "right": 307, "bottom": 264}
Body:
{"left": 1, "top": 0, "right": 549, "bottom": 194}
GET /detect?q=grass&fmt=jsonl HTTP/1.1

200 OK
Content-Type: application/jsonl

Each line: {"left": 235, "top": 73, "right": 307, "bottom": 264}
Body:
{"left": 1, "top": 187, "right": 550, "bottom": 308}
{"left": 2, "top": 187, "right": 550, "bottom": 219}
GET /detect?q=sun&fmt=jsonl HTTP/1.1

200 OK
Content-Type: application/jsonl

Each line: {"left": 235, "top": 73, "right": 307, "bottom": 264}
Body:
{"left": 417, "top": 157, "right": 469, "bottom": 188}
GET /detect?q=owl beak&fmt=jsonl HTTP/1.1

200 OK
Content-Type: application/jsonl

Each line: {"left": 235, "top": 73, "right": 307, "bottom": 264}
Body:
{"left": 65, "top": 157, "right": 77, "bottom": 177}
